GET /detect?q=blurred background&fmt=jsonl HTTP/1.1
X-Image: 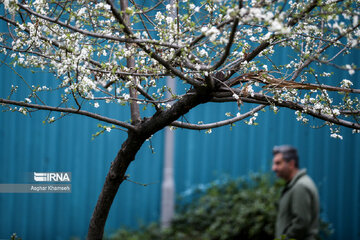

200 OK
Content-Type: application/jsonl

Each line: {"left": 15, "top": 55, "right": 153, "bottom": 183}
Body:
{"left": 1, "top": 4, "right": 360, "bottom": 236}
{"left": 1, "top": 64, "right": 359, "bottom": 239}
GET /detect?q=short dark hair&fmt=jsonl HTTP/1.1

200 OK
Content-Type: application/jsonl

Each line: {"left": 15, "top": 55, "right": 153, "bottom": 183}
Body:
{"left": 273, "top": 145, "right": 299, "bottom": 168}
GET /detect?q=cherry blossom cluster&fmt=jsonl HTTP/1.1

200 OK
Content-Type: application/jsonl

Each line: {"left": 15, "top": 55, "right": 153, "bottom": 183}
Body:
{"left": 1, "top": 0, "right": 359, "bottom": 137}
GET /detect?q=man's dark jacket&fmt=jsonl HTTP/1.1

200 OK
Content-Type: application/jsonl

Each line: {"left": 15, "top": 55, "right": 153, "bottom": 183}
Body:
{"left": 275, "top": 169, "right": 319, "bottom": 240}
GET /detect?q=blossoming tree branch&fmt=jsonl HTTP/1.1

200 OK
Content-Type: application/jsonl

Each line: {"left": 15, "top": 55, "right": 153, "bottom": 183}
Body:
{"left": 1, "top": 0, "right": 360, "bottom": 238}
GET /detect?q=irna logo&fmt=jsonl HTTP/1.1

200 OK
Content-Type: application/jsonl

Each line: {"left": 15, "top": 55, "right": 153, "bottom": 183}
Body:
{"left": 34, "top": 172, "right": 71, "bottom": 182}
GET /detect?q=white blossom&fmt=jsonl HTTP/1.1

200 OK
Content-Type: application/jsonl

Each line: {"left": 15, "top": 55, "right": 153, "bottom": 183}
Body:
{"left": 330, "top": 133, "right": 343, "bottom": 140}
{"left": 123, "top": 94, "right": 130, "bottom": 100}
{"left": 19, "top": 107, "right": 27, "bottom": 115}
{"left": 246, "top": 85, "right": 255, "bottom": 97}
{"left": 48, "top": 117, "right": 55, "bottom": 123}
{"left": 345, "top": 64, "right": 355, "bottom": 75}
{"left": 166, "top": 17, "right": 173, "bottom": 25}
{"left": 332, "top": 109, "right": 340, "bottom": 116}
{"left": 268, "top": 19, "right": 290, "bottom": 34}
{"left": 155, "top": 12, "right": 164, "bottom": 22}
{"left": 78, "top": 7, "right": 87, "bottom": 16}
{"left": 353, "top": 16, "right": 359, "bottom": 28}
{"left": 341, "top": 79, "right": 353, "bottom": 88}
{"left": 199, "top": 49, "right": 208, "bottom": 57}
{"left": 202, "top": 26, "right": 220, "bottom": 42}
{"left": 4, "top": 0, "right": 18, "bottom": 14}
{"left": 0, "top": 0, "right": 358, "bottom": 142}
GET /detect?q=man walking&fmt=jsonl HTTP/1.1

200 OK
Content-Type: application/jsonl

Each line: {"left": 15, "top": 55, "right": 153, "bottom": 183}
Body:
{"left": 272, "top": 145, "right": 320, "bottom": 240}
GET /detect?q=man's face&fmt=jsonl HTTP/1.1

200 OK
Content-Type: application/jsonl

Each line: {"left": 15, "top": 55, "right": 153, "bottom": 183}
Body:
{"left": 272, "top": 153, "right": 293, "bottom": 181}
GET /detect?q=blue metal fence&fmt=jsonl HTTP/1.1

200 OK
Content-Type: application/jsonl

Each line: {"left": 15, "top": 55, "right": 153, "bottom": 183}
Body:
{"left": 1, "top": 33, "right": 360, "bottom": 240}
{"left": 2, "top": 68, "right": 360, "bottom": 239}
{"left": 0, "top": 68, "right": 165, "bottom": 239}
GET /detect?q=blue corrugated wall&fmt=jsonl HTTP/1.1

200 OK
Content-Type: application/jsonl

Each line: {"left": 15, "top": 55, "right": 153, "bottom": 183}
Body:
{"left": 1, "top": 66, "right": 360, "bottom": 239}
{"left": 0, "top": 68, "right": 165, "bottom": 239}
{"left": 1, "top": 31, "right": 360, "bottom": 240}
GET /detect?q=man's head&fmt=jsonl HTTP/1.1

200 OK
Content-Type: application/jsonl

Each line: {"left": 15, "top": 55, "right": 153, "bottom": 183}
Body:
{"left": 272, "top": 145, "right": 299, "bottom": 181}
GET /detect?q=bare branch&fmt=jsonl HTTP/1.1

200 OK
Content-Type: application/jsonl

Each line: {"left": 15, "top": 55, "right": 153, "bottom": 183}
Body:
{"left": 170, "top": 104, "right": 266, "bottom": 130}
{"left": 340, "top": 110, "right": 360, "bottom": 115}
{"left": 0, "top": 98, "right": 135, "bottom": 131}
{"left": 216, "top": 90, "right": 360, "bottom": 130}
{"left": 222, "top": 71, "right": 360, "bottom": 93}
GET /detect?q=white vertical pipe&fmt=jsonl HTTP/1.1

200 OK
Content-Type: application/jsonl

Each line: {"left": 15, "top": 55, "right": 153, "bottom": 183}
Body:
{"left": 161, "top": 75, "right": 176, "bottom": 228}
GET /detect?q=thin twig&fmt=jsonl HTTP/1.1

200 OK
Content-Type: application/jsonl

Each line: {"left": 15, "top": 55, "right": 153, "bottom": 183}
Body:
{"left": 170, "top": 105, "right": 266, "bottom": 130}
{"left": 0, "top": 98, "right": 135, "bottom": 131}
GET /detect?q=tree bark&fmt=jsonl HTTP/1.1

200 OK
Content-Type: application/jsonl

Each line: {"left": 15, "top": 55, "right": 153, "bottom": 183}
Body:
{"left": 87, "top": 130, "right": 146, "bottom": 240}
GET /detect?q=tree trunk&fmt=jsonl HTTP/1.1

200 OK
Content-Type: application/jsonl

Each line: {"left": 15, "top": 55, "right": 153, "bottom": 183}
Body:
{"left": 120, "top": 0, "right": 141, "bottom": 124}
{"left": 87, "top": 130, "right": 146, "bottom": 240}
{"left": 87, "top": 90, "right": 213, "bottom": 239}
